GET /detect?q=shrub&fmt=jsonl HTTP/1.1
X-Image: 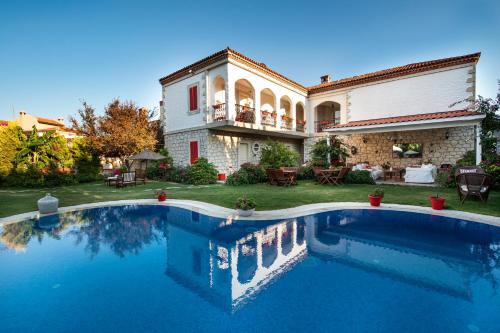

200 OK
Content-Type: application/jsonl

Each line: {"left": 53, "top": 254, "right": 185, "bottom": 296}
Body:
{"left": 164, "top": 166, "right": 191, "bottom": 183}
{"left": 225, "top": 169, "right": 250, "bottom": 186}
{"left": 235, "top": 196, "right": 257, "bottom": 210}
{"left": 345, "top": 170, "right": 375, "bottom": 184}
{"left": 436, "top": 170, "right": 456, "bottom": 188}
{"left": 310, "top": 137, "right": 350, "bottom": 167}
{"left": 481, "top": 160, "right": 500, "bottom": 189}
{"left": 72, "top": 138, "right": 100, "bottom": 183}
{"left": 297, "top": 165, "right": 314, "bottom": 180}
{"left": 186, "top": 158, "right": 217, "bottom": 185}
{"left": 260, "top": 140, "right": 299, "bottom": 169}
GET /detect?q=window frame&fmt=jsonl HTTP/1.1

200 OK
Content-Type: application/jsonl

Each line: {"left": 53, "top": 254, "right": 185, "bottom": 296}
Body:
{"left": 187, "top": 83, "right": 200, "bottom": 113}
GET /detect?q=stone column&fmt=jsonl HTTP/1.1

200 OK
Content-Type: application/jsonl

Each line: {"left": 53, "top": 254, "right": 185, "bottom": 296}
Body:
{"left": 276, "top": 96, "right": 282, "bottom": 129}
{"left": 291, "top": 102, "right": 297, "bottom": 131}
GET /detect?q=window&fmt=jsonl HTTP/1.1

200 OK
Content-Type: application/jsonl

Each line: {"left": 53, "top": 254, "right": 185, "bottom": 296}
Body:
{"left": 190, "top": 141, "right": 198, "bottom": 164}
{"left": 334, "top": 110, "right": 341, "bottom": 124}
{"left": 188, "top": 85, "right": 198, "bottom": 112}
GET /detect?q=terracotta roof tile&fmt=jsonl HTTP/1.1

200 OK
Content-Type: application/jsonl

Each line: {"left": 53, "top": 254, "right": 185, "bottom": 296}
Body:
{"left": 308, "top": 53, "right": 480, "bottom": 94}
{"left": 327, "top": 110, "right": 482, "bottom": 129}
{"left": 159, "top": 49, "right": 481, "bottom": 97}
{"left": 36, "top": 117, "right": 63, "bottom": 126}
{"left": 159, "top": 48, "right": 308, "bottom": 93}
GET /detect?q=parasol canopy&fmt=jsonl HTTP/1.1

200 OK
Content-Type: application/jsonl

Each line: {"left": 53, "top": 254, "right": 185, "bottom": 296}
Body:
{"left": 128, "top": 149, "right": 166, "bottom": 161}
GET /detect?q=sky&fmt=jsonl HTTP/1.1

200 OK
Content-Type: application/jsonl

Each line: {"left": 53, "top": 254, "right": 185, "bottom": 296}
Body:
{"left": 0, "top": 0, "right": 499, "bottom": 122}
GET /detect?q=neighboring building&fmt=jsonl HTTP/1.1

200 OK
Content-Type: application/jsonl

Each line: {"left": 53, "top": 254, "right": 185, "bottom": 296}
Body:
{"left": 159, "top": 48, "right": 484, "bottom": 173}
{"left": 15, "top": 111, "right": 79, "bottom": 139}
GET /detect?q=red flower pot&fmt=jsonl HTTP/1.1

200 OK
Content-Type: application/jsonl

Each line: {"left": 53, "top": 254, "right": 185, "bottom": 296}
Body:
{"left": 218, "top": 173, "right": 226, "bottom": 181}
{"left": 158, "top": 194, "right": 167, "bottom": 202}
{"left": 368, "top": 195, "right": 383, "bottom": 207}
{"left": 429, "top": 196, "right": 445, "bottom": 210}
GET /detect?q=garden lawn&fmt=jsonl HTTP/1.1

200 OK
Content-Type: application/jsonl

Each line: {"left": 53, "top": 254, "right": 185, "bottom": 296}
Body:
{"left": 1, "top": 180, "right": 500, "bottom": 218}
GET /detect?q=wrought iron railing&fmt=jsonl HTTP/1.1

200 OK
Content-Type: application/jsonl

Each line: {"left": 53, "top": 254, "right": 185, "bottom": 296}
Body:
{"left": 235, "top": 104, "right": 255, "bottom": 124}
{"left": 260, "top": 110, "right": 276, "bottom": 127}
{"left": 296, "top": 121, "right": 305, "bottom": 132}
{"left": 315, "top": 120, "right": 335, "bottom": 132}
{"left": 212, "top": 103, "right": 226, "bottom": 121}
{"left": 281, "top": 118, "right": 293, "bottom": 130}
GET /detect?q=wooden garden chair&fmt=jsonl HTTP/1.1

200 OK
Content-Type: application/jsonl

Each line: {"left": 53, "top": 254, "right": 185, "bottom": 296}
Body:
{"left": 455, "top": 170, "right": 492, "bottom": 204}
{"left": 116, "top": 171, "right": 137, "bottom": 188}
{"left": 330, "top": 167, "right": 350, "bottom": 185}
{"left": 274, "top": 169, "right": 293, "bottom": 187}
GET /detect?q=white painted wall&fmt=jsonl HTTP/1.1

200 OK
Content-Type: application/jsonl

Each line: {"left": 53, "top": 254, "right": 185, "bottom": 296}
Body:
{"left": 347, "top": 65, "right": 474, "bottom": 122}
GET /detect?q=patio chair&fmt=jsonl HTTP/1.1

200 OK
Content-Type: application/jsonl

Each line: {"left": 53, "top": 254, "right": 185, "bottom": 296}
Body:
{"left": 116, "top": 171, "right": 136, "bottom": 188}
{"left": 313, "top": 167, "right": 328, "bottom": 184}
{"left": 455, "top": 170, "right": 492, "bottom": 204}
{"left": 330, "top": 167, "right": 350, "bottom": 185}
{"left": 274, "top": 169, "right": 294, "bottom": 187}
{"left": 266, "top": 168, "right": 278, "bottom": 185}
{"left": 135, "top": 169, "right": 146, "bottom": 185}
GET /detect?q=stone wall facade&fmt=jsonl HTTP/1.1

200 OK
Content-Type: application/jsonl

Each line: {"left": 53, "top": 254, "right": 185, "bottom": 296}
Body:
{"left": 338, "top": 126, "right": 475, "bottom": 168}
{"left": 165, "top": 129, "right": 302, "bottom": 174}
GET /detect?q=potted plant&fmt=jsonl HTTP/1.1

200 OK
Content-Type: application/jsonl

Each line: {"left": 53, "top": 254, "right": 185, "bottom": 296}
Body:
{"left": 235, "top": 196, "right": 256, "bottom": 217}
{"left": 429, "top": 193, "right": 445, "bottom": 210}
{"left": 155, "top": 189, "right": 167, "bottom": 202}
{"left": 368, "top": 188, "right": 384, "bottom": 207}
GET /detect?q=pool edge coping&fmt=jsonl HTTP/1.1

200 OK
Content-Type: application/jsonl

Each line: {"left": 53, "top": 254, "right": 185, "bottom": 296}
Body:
{"left": 1, "top": 199, "right": 499, "bottom": 227}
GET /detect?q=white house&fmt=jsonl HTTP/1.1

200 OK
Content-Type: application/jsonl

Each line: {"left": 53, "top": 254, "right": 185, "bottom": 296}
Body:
{"left": 159, "top": 48, "right": 484, "bottom": 175}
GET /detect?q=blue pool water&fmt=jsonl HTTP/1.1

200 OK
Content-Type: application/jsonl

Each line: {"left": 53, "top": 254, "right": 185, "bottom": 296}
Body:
{"left": 1, "top": 206, "right": 499, "bottom": 333}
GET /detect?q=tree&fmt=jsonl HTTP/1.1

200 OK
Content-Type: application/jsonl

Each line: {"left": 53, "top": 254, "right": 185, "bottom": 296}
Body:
{"left": 99, "top": 99, "right": 157, "bottom": 161}
{"left": 0, "top": 123, "right": 23, "bottom": 177}
{"left": 70, "top": 100, "right": 102, "bottom": 151}
{"left": 14, "top": 126, "right": 66, "bottom": 169}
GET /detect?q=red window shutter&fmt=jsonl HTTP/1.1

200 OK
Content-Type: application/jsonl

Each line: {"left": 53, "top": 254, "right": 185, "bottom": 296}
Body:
{"left": 190, "top": 141, "right": 199, "bottom": 164}
{"left": 189, "top": 86, "right": 198, "bottom": 111}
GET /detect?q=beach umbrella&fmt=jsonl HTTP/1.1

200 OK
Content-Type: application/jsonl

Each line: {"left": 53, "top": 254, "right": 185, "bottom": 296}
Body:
{"left": 128, "top": 149, "right": 166, "bottom": 170}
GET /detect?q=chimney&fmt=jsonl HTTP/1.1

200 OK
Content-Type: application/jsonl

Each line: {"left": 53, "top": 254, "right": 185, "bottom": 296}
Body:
{"left": 57, "top": 117, "right": 65, "bottom": 125}
{"left": 320, "top": 75, "right": 332, "bottom": 84}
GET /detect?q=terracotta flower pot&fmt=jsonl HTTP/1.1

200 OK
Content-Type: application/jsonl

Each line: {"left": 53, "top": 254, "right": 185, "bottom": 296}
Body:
{"left": 368, "top": 195, "right": 383, "bottom": 207}
{"left": 158, "top": 194, "right": 167, "bottom": 202}
{"left": 429, "top": 196, "right": 445, "bottom": 210}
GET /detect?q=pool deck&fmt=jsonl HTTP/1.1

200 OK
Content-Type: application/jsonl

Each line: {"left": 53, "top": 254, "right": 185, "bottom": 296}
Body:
{"left": 1, "top": 199, "right": 499, "bottom": 227}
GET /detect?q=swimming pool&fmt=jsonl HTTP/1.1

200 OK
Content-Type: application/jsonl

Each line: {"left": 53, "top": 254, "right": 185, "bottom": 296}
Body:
{"left": 1, "top": 205, "right": 499, "bottom": 332}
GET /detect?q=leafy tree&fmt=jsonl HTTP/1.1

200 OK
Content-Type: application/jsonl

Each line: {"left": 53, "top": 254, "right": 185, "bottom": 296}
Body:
{"left": 260, "top": 140, "right": 299, "bottom": 168}
{"left": 311, "top": 137, "right": 349, "bottom": 167}
{"left": 0, "top": 123, "right": 23, "bottom": 177}
{"left": 99, "top": 99, "right": 157, "bottom": 161}
{"left": 14, "top": 126, "right": 65, "bottom": 169}
{"left": 70, "top": 101, "right": 102, "bottom": 151}
{"left": 71, "top": 138, "right": 101, "bottom": 182}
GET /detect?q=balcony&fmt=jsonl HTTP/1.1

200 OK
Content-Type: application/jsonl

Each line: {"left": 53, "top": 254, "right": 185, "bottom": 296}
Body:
{"left": 315, "top": 120, "right": 335, "bottom": 132}
{"left": 235, "top": 104, "right": 256, "bottom": 124}
{"left": 212, "top": 103, "right": 226, "bottom": 121}
{"left": 296, "top": 120, "right": 306, "bottom": 132}
{"left": 261, "top": 110, "right": 276, "bottom": 127}
{"left": 281, "top": 116, "right": 293, "bottom": 130}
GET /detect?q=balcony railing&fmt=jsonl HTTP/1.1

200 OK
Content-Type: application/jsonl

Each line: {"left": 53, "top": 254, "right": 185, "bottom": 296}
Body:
{"left": 261, "top": 110, "right": 276, "bottom": 127}
{"left": 212, "top": 103, "right": 226, "bottom": 121}
{"left": 281, "top": 117, "right": 293, "bottom": 130}
{"left": 235, "top": 104, "right": 256, "bottom": 124}
{"left": 296, "top": 121, "right": 306, "bottom": 132}
{"left": 315, "top": 120, "right": 335, "bottom": 132}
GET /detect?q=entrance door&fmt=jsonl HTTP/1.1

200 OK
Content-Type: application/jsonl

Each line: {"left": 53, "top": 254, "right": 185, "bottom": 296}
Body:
{"left": 238, "top": 143, "right": 249, "bottom": 168}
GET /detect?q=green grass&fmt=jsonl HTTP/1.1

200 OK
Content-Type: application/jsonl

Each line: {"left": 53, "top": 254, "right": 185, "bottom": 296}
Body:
{"left": 1, "top": 180, "right": 499, "bottom": 218}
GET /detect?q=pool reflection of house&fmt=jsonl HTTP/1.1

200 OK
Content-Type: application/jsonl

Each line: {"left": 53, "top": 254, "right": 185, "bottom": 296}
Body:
{"left": 305, "top": 210, "right": 489, "bottom": 300}
{"left": 166, "top": 217, "right": 307, "bottom": 312}
{"left": 165, "top": 209, "right": 495, "bottom": 312}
